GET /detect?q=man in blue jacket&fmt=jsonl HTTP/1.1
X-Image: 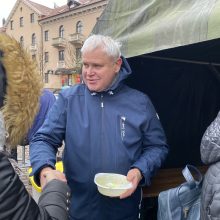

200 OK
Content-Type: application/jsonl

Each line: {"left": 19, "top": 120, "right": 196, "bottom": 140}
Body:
{"left": 30, "top": 35, "right": 169, "bottom": 220}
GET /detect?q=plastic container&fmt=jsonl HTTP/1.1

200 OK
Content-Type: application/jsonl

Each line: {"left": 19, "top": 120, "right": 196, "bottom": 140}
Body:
{"left": 94, "top": 173, "right": 132, "bottom": 197}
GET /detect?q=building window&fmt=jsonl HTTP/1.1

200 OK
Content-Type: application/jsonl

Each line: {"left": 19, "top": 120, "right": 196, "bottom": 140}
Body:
{"left": 45, "top": 73, "right": 49, "bottom": 83}
{"left": 10, "top": 20, "right": 13, "bottom": 30}
{"left": 59, "top": 25, "right": 64, "bottom": 38}
{"left": 20, "top": 7, "right": 22, "bottom": 12}
{"left": 44, "top": 52, "right": 49, "bottom": 62}
{"left": 20, "top": 36, "right": 24, "bottom": 47}
{"left": 32, "top": 54, "right": 36, "bottom": 60}
{"left": 59, "top": 50, "right": 64, "bottom": 61}
{"left": 76, "top": 21, "right": 83, "bottom": 34}
{"left": 20, "top": 17, "right": 24, "bottom": 27}
{"left": 44, "top": 30, "right": 49, "bottom": 41}
{"left": 32, "top": 33, "right": 36, "bottom": 45}
{"left": 30, "top": 13, "right": 34, "bottom": 23}
{"left": 76, "top": 48, "right": 81, "bottom": 62}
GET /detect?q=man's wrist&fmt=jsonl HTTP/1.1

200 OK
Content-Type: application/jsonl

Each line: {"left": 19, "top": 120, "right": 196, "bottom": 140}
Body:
{"left": 33, "top": 165, "right": 54, "bottom": 186}
{"left": 132, "top": 167, "right": 143, "bottom": 181}
{"left": 138, "top": 168, "right": 143, "bottom": 180}
{"left": 40, "top": 167, "right": 54, "bottom": 179}
{"left": 39, "top": 167, "right": 54, "bottom": 188}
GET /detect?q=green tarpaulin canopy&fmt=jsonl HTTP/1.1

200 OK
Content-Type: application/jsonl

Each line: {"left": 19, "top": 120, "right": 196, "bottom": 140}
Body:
{"left": 92, "top": 0, "right": 220, "bottom": 168}
{"left": 93, "top": 0, "right": 220, "bottom": 58}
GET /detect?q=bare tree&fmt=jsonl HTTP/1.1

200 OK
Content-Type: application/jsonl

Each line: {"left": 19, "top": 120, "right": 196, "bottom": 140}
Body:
{"left": 29, "top": 41, "right": 47, "bottom": 80}
{"left": 36, "top": 41, "right": 47, "bottom": 78}
{"left": 64, "top": 42, "right": 82, "bottom": 70}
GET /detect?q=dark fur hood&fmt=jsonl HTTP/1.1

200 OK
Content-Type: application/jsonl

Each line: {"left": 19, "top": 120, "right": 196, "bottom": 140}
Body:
{"left": 0, "top": 34, "right": 43, "bottom": 146}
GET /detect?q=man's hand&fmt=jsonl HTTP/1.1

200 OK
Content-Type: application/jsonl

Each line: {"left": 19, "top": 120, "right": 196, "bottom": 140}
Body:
{"left": 40, "top": 167, "right": 67, "bottom": 189}
{"left": 120, "top": 168, "right": 142, "bottom": 199}
{"left": 42, "top": 170, "right": 67, "bottom": 189}
{"left": 40, "top": 167, "right": 53, "bottom": 188}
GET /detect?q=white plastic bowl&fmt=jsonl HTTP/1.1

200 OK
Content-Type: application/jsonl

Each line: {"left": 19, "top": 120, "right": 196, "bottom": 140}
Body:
{"left": 94, "top": 173, "right": 132, "bottom": 197}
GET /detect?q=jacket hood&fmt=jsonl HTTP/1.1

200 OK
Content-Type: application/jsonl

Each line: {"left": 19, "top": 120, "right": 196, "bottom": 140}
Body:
{"left": 0, "top": 34, "right": 43, "bottom": 146}
{"left": 108, "top": 56, "right": 132, "bottom": 91}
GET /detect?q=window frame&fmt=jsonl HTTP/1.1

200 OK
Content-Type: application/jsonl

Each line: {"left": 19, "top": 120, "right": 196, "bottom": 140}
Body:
{"left": 20, "top": 17, "right": 24, "bottom": 27}
{"left": 76, "top": 48, "right": 81, "bottom": 62}
{"left": 44, "top": 72, "right": 49, "bottom": 83}
{"left": 20, "top": 36, "right": 24, "bottom": 47}
{"left": 30, "top": 13, "right": 35, "bottom": 23}
{"left": 44, "top": 30, "right": 49, "bottom": 41}
{"left": 76, "top": 21, "right": 83, "bottom": 34}
{"left": 44, "top": 52, "right": 49, "bottom": 63}
{"left": 59, "top": 25, "right": 64, "bottom": 38}
{"left": 59, "top": 50, "right": 64, "bottom": 61}
{"left": 10, "top": 20, "right": 13, "bottom": 30}
{"left": 31, "top": 33, "right": 36, "bottom": 45}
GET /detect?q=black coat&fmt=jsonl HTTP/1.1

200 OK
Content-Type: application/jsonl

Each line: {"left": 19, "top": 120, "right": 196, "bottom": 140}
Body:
{"left": 0, "top": 152, "right": 70, "bottom": 220}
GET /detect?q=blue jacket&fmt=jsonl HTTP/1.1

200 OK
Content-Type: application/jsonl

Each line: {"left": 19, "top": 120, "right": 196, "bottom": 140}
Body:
{"left": 30, "top": 57, "right": 168, "bottom": 220}
{"left": 27, "top": 89, "right": 56, "bottom": 143}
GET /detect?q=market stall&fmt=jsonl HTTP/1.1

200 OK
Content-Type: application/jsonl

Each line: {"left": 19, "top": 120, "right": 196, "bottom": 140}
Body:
{"left": 92, "top": 0, "right": 220, "bottom": 168}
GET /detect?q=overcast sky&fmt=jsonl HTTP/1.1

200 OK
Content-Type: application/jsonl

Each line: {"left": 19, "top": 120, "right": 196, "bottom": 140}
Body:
{"left": 0, "top": 0, "right": 67, "bottom": 27}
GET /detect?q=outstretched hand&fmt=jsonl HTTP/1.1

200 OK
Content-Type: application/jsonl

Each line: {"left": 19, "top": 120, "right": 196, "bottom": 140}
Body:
{"left": 40, "top": 167, "right": 67, "bottom": 189}
{"left": 120, "top": 168, "right": 142, "bottom": 199}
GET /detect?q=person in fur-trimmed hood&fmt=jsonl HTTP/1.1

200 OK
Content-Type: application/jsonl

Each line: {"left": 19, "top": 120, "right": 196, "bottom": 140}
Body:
{"left": 0, "top": 33, "right": 70, "bottom": 220}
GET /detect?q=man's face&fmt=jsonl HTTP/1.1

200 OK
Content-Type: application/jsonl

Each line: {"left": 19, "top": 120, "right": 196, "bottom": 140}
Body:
{"left": 82, "top": 48, "right": 122, "bottom": 92}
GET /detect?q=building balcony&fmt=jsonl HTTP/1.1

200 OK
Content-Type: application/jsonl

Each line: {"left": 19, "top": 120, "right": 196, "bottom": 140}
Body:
{"left": 69, "top": 33, "right": 84, "bottom": 47}
{"left": 52, "top": 37, "right": 66, "bottom": 48}
{"left": 29, "top": 44, "right": 37, "bottom": 53}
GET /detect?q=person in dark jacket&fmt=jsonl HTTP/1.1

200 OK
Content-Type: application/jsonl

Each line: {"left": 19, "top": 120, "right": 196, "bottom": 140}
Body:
{"left": 200, "top": 110, "right": 220, "bottom": 220}
{"left": 30, "top": 34, "right": 169, "bottom": 220}
{"left": 0, "top": 33, "right": 70, "bottom": 220}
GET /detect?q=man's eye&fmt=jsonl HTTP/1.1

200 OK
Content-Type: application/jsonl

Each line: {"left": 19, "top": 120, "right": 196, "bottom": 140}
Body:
{"left": 94, "top": 65, "right": 101, "bottom": 68}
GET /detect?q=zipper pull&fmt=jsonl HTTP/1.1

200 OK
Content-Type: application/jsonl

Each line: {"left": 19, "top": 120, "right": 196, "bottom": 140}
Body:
{"left": 100, "top": 94, "right": 104, "bottom": 108}
{"left": 183, "top": 207, "right": 189, "bottom": 218}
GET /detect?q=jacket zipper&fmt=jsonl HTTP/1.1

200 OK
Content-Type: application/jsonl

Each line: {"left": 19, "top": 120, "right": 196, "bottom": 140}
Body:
{"left": 100, "top": 94, "right": 104, "bottom": 168}
{"left": 101, "top": 94, "right": 104, "bottom": 108}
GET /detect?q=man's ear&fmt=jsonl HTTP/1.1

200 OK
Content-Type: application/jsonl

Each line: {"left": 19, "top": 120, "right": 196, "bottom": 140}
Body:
{"left": 115, "top": 57, "right": 122, "bottom": 73}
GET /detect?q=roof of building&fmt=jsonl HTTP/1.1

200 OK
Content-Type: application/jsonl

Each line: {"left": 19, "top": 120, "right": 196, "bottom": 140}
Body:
{"left": 40, "top": 0, "right": 105, "bottom": 19}
{"left": 26, "top": 0, "right": 53, "bottom": 16}
{"left": 3, "top": 0, "right": 106, "bottom": 27}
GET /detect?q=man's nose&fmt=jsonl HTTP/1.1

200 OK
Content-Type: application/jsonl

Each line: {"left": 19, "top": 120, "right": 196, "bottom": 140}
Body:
{"left": 86, "top": 66, "right": 94, "bottom": 75}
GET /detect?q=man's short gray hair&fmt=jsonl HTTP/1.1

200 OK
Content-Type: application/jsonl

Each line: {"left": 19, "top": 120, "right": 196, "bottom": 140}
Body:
{"left": 81, "top": 35, "right": 122, "bottom": 61}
